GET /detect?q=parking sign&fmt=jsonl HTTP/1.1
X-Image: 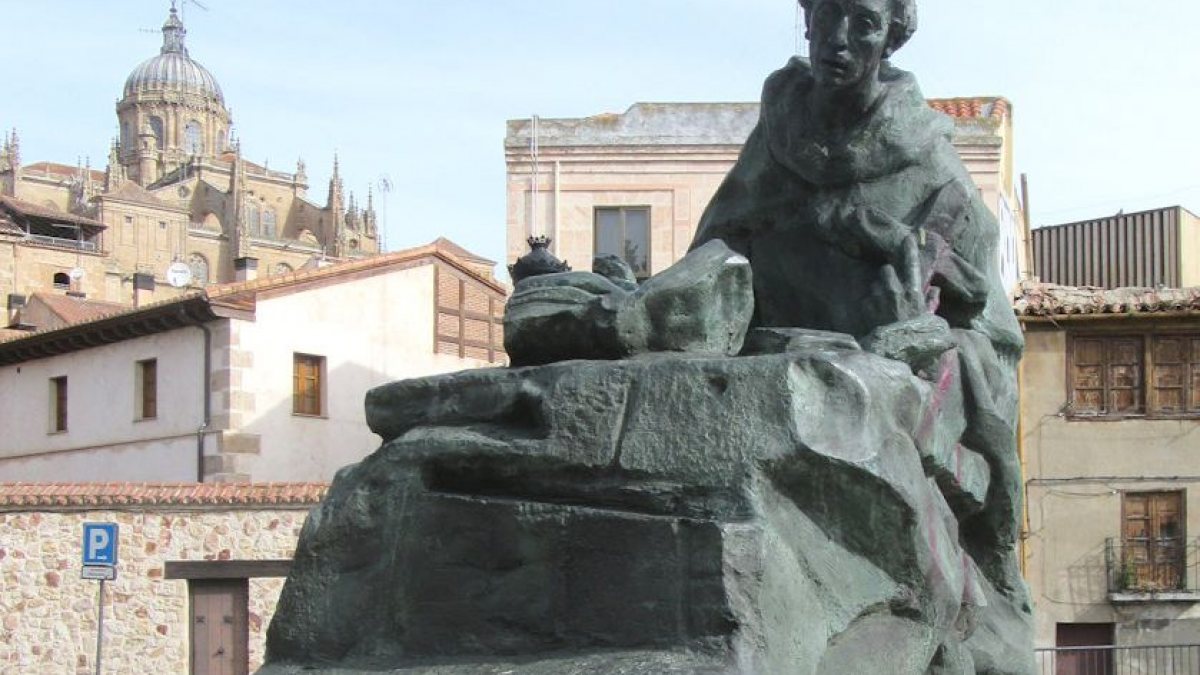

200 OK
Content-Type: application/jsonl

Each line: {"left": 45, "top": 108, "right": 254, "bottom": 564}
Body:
{"left": 82, "top": 522, "right": 118, "bottom": 567}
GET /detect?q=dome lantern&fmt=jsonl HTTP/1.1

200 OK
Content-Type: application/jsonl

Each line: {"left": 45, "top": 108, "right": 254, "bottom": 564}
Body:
{"left": 121, "top": 4, "right": 225, "bottom": 105}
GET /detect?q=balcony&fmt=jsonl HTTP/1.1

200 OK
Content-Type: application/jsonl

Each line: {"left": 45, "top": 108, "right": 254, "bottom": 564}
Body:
{"left": 25, "top": 234, "right": 98, "bottom": 252}
{"left": 1036, "top": 644, "right": 1200, "bottom": 674}
{"left": 1106, "top": 537, "right": 1200, "bottom": 602}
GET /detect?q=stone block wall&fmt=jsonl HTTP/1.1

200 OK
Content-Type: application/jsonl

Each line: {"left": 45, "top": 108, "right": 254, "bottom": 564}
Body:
{"left": 0, "top": 483, "right": 324, "bottom": 674}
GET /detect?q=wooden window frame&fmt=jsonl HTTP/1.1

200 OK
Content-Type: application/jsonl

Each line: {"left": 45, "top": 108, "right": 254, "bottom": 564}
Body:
{"left": 1149, "top": 334, "right": 1200, "bottom": 417}
{"left": 593, "top": 205, "right": 652, "bottom": 280}
{"left": 136, "top": 358, "right": 158, "bottom": 420}
{"left": 49, "top": 376, "right": 68, "bottom": 433}
{"left": 292, "top": 353, "right": 325, "bottom": 417}
{"left": 1120, "top": 490, "right": 1186, "bottom": 592}
{"left": 1067, "top": 330, "right": 1200, "bottom": 420}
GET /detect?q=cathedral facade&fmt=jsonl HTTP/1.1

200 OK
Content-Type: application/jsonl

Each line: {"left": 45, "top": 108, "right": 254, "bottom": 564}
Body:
{"left": 0, "top": 5, "right": 380, "bottom": 306}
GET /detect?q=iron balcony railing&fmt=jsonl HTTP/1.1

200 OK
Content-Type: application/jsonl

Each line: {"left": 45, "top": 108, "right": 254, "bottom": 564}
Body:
{"left": 25, "top": 234, "right": 98, "bottom": 252}
{"left": 1035, "top": 644, "right": 1200, "bottom": 674}
{"left": 1105, "top": 537, "right": 1200, "bottom": 595}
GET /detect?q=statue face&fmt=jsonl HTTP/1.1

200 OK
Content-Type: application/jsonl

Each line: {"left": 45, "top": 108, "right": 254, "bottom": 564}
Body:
{"left": 808, "top": 0, "right": 893, "bottom": 91}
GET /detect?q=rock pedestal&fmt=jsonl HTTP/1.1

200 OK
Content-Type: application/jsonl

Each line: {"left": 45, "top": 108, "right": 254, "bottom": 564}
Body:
{"left": 261, "top": 346, "right": 1033, "bottom": 674}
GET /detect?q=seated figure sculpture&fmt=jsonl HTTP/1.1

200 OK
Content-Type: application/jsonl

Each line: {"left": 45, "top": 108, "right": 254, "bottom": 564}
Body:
{"left": 261, "top": 1, "right": 1034, "bottom": 673}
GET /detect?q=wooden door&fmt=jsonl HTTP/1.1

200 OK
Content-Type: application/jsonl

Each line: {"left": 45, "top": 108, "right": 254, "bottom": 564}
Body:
{"left": 1056, "top": 623, "right": 1114, "bottom": 675}
{"left": 190, "top": 579, "right": 249, "bottom": 675}
{"left": 1122, "top": 491, "right": 1185, "bottom": 591}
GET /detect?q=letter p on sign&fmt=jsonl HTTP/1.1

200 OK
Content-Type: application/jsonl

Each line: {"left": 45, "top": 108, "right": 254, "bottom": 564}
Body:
{"left": 82, "top": 523, "right": 118, "bottom": 566}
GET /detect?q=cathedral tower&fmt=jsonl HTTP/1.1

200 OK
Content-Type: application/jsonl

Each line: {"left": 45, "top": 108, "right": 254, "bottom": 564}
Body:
{"left": 116, "top": 4, "right": 231, "bottom": 186}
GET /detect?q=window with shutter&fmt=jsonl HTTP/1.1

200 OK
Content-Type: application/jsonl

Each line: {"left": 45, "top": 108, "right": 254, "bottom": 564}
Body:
{"left": 1069, "top": 335, "right": 1143, "bottom": 416}
{"left": 1121, "top": 491, "right": 1184, "bottom": 591}
{"left": 292, "top": 353, "right": 324, "bottom": 417}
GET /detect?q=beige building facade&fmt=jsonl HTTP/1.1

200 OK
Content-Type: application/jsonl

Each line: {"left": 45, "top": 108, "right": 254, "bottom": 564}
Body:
{"left": 1016, "top": 283, "right": 1200, "bottom": 658}
{"left": 0, "top": 6, "right": 381, "bottom": 308}
{"left": 506, "top": 96, "right": 1028, "bottom": 290}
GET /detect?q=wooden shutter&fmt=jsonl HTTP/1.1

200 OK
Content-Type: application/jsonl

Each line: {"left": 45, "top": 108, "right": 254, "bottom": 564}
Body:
{"left": 292, "top": 354, "right": 322, "bottom": 416}
{"left": 140, "top": 359, "right": 158, "bottom": 419}
{"left": 1107, "top": 338, "right": 1143, "bottom": 414}
{"left": 1150, "top": 336, "right": 1200, "bottom": 415}
{"left": 1121, "top": 491, "right": 1184, "bottom": 591}
{"left": 1071, "top": 336, "right": 1144, "bottom": 415}
{"left": 1071, "top": 338, "right": 1105, "bottom": 413}
{"left": 1191, "top": 338, "right": 1200, "bottom": 412}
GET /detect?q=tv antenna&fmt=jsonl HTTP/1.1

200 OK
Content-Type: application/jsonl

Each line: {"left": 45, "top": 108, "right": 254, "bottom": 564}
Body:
{"left": 376, "top": 175, "right": 392, "bottom": 252}
{"left": 179, "top": 0, "right": 209, "bottom": 23}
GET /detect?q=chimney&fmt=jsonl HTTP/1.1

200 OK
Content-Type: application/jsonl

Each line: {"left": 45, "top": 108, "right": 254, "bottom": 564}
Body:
{"left": 6, "top": 293, "right": 25, "bottom": 326}
{"left": 133, "top": 272, "right": 155, "bottom": 307}
{"left": 234, "top": 256, "right": 258, "bottom": 282}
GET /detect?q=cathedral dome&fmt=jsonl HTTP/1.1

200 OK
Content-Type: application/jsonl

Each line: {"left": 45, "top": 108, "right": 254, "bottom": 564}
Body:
{"left": 122, "top": 7, "right": 224, "bottom": 105}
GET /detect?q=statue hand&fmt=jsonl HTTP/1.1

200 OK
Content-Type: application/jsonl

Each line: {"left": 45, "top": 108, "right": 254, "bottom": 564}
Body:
{"left": 861, "top": 234, "right": 954, "bottom": 376}
{"left": 866, "top": 234, "right": 931, "bottom": 324}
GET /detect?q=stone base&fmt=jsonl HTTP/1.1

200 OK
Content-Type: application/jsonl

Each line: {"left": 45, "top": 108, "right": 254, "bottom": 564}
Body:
{"left": 262, "top": 350, "right": 1033, "bottom": 674}
{"left": 258, "top": 649, "right": 732, "bottom": 674}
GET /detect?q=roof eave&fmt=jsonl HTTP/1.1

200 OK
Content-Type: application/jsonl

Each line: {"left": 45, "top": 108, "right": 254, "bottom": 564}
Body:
{"left": 0, "top": 296, "right": 218, "bottom": 366}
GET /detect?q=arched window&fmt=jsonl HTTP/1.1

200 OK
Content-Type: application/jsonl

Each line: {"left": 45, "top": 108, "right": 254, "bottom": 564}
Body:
{"left": 148, "top": 116, "right": 164, "bottom": 150}
{"left": 183, "top": 120, "right": 203, "bottom": 155}
{"left": 53, "top": 272, "right": 70, "bottom": 289}
{"left": 216, "top": 129, "right": 226, "bottom": 152}
{"left": 188, "top": 253, "right": 209, "bottom": 287}
{"left": 121, "top": 122, "right": 130, "bottom": 149}
{"left": 273, "top": 262, "right": 293, "bottom": 276}
{"left": 245, "top": 202, "right": 260, "bottom": 237}
{"left": 262, "top": 208, "right": 278, "bottom": 239}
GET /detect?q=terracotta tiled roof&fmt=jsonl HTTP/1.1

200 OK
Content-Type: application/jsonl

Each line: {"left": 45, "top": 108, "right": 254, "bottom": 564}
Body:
{"left": 431, "top": 236, "right": 496, "bottom": 265}
{"left": 205, "top": 237, "right": 506, "bottom": 302}
{"left": 0, "top": 213, "right": 20, "bottom": 235}
{"left": 20, "top": 162, "right": 106, "bottom": 183}
{"left": 0, "top": 238, "right": 505, "bottom": 361}
{"left": 927, "top": 97, "right": 1010, "bottom": 121}
{"left": 0, "top": 195, "right": 107, "bottom": 229}
{"left": 26, "top": 292, "right": 127, "bottom": 326}
{"left": 101, "top": 180, "right": 174, "bottom": 209}
{"left": 216, "top": 152, "right": 269, "bottom": 174}
{"left": 1014, "top": 281, "right": 1200, "bottom": 317}
{"left": 0, "top": 482, "right": 329, "bottom": 510}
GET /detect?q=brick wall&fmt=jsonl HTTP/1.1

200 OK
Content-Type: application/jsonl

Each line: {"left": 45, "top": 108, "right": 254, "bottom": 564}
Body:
{"left": 433, "top": 260, "right": 506, "bottom": 363}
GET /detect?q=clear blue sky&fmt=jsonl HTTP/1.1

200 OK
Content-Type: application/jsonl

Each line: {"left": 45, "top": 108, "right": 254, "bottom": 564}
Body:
{"left": 3, "top": 1, "right": 1198, "bottom": 270}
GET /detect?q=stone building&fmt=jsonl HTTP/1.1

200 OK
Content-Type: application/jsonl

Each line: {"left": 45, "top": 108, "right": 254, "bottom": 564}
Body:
{"left": 0, "top": 239, "right": 506, "bottom": 484}
{"left": 1017, "top": 282, "right": 1200, "bottom": 667}
{"left": 0, "top": 482, "right": 326, "bottom": 674}
{"left": 0, "top": 5, "right": 381, "bottom": 307}
{"left": 505, "top": 97, "right": 1028, "bottom": 291}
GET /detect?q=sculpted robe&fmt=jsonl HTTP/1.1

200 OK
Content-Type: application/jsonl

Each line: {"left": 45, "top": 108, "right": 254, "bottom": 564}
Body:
{"left": 692, "top": 57, "right": 1026, "bottom": 595}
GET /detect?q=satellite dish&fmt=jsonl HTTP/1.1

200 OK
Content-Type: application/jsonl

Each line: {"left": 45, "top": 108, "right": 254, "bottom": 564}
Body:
{"left": 167, "top": 261, "right": 193, "bottom": 288}
{"left": 68, "top": 267, "right": 85, "bottom": 282}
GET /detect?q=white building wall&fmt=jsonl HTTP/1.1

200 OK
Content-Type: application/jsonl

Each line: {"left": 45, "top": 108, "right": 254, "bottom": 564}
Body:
{"left": 0, "top": 328, "right": 207, "bottom": 481}
{"left": 235, "top": 263, "right": 492, "bottom": 481}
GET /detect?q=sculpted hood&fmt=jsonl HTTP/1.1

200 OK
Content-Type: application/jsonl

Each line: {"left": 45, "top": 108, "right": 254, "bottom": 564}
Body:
{"left": 761, "top": 58, "right": 953, "bottom": 186}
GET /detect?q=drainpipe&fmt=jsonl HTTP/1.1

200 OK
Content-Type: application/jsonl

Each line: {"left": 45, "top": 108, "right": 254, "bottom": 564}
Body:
{"left": 1018, "top": 323, "right": 1030, "bottom": 579}
{"left": 180, "top": 307, "right": 212, "bottom": 482}
{"left": 553, "top": 160, "right": 561, "bottom": 252}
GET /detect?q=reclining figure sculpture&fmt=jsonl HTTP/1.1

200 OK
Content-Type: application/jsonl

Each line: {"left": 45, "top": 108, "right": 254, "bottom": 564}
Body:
{"left": 262, "top": 0, "right": 1034, "bottom": 672}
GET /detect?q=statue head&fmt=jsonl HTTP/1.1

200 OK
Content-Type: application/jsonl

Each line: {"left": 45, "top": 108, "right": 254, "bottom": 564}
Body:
{"left": 799, "top": 0, "right": 917, "bottom": 91}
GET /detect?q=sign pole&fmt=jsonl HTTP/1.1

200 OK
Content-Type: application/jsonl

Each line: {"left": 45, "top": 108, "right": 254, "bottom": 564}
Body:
{"left": 82, "top": 523, "right": 117, "bottom": 675}
{"left": 94, "top": 578, "right": 105, "bottom": 675}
